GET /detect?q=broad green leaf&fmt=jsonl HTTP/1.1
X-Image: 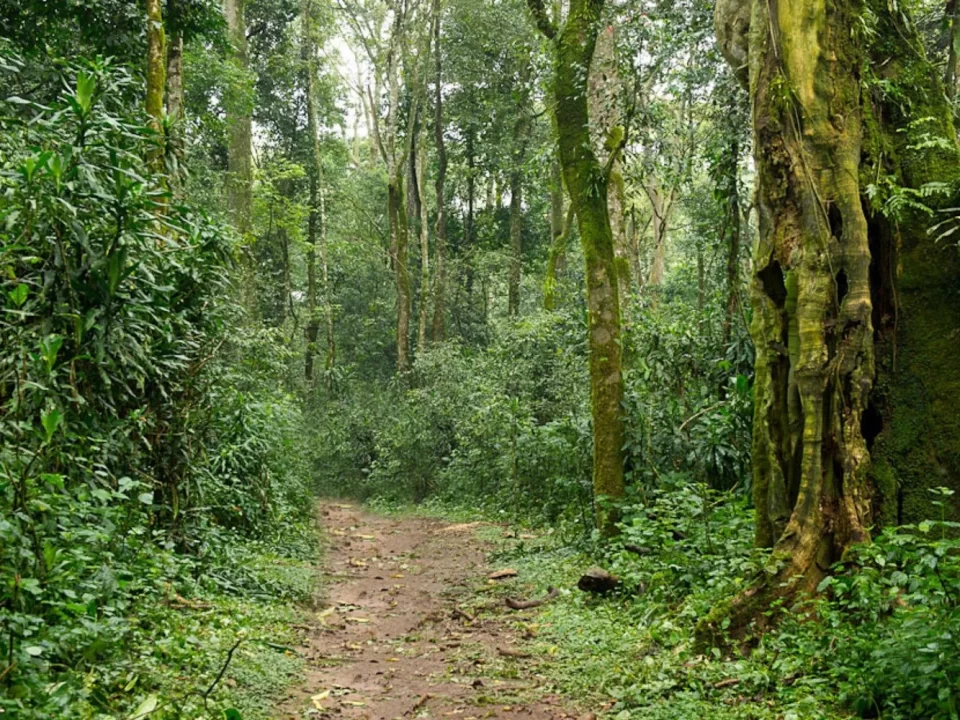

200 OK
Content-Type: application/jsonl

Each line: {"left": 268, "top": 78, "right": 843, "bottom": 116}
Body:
{"left": 129, "top": 694, "right": 159, "bottom": 719}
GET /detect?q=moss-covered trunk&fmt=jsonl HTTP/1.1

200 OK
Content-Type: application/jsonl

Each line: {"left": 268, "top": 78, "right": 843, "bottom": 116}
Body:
{"left": 589, "top": 25, "right": 631, "bottom": 306}
{"left": 527, "top": 0, "right": 626, "bottom": 535}
{"left": 544, "top": 202, "right": 575, "bottom": 311}
{"left": 703, "top": 0, "right": 960, "bottom": 641}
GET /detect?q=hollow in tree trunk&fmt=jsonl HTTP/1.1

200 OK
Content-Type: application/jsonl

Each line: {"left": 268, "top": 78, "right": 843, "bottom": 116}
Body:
{"left": 699, "top": 0, "right": 960, "bottom": 644}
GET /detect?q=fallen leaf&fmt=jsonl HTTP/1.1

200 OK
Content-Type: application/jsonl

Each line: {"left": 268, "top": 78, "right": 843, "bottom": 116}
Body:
{"left": 311, "top": 690, "right": 330, "bottom": 709}
{"left": 488, "top": 568, "right": 518, "bottom": 580}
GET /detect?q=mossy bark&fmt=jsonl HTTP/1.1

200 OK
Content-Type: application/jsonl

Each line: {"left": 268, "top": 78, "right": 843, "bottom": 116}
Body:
{"left": 224, "top": 0, "right": 252, "bottom": 237}
{"left": 861, "top": 5, "right": 960, "bottom": 526}
{"left": 527, "top": 0, "right": 626, "bottom": 535}
{"left": 544, "top": 203, "right": 575, "bottom": 311}
{"left": 703, "top": 0, "right": 960, "bottom": 643}
{"left": 588, "top": 25, "right": 631, "bottom": 306}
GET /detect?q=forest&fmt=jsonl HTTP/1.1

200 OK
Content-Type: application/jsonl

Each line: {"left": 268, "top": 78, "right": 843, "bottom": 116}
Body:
{"left": 1, "top": 0, "right": 959, "bottom": 716}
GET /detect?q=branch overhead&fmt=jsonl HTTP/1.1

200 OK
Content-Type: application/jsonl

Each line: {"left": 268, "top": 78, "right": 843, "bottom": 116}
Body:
{"left": 525, "top": 0, "right": 557, "bottom": 39}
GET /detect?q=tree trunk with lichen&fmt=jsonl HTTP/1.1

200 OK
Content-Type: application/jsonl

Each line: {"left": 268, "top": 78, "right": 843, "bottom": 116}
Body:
{"left": 224, "top": 0, "right": 252, "bottom": 236}
{"left": 699, "top": 0, "right": 960, "bottom": 644}
{"left": 145, "top": 0, "right": 165, "bottom": 159}
{"left": 527, "top": 0, "right": 625, "bottom": 536}
{"left": 544, "top": 202, "right": 575, "bottom": 311}
{"left": 589, "top": 24, "right": 630, "bottom": 307}
{"left": 508, "top": 57, "right": 531, "bottom": 318}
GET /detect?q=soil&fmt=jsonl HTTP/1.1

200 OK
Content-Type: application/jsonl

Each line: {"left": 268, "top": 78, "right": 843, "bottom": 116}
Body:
{"left": 277, "top": 503, "right": 586, "bottom": 720}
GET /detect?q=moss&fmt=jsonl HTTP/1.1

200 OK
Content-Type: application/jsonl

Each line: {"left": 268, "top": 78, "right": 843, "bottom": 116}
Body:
{"left": 860, "top": 0, "right": 960, "bottom": 524}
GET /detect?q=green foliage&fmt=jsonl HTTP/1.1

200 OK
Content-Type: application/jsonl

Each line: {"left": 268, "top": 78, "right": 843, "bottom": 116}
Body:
{"left": 0, "top": 56, "right": 314, "bottom": 717}
{"left": 622, "top": 298, "right": 753, "bottom": 492}
{"left": 312, "top": 310, "right": 594, "bottom": 527}
{"left": 480, "top": 484, "right": 959, "bottom": 720}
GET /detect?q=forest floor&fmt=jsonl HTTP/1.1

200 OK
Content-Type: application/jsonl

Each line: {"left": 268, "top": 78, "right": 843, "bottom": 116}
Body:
{"left": 277, "top": 503, "right": 589, "bottom": 720}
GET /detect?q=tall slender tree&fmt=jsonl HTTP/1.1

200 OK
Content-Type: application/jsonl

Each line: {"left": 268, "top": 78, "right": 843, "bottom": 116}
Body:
{"left": 526, "top": 0, "right": 625, "bottom": 535}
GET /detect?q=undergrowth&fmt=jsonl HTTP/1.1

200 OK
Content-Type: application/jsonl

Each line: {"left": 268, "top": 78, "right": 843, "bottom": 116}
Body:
{"left": 436, "top": 482, "right": 960, "bottom": 720}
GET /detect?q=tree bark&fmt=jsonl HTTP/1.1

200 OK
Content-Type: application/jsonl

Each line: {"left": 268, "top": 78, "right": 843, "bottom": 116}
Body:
{"left": 946, "top": 0, "right": 960, "bottom": 99}
{"left": 699, "top": 0, "right": 960, "bottom": 643}
{"left": 416, "top": 137, "right": 431, "bottom": 352}
{"left": 544, "top": 203, "right": 574, "bottom": 311}
{"left": 507, "top": 57, "right": 532, "bottom": 318}
{"left": 391, "top": 172, "right": 412, "bottom": 374}
{"left": 145, "top": 0, "right": 166, "bottom": 152}
{"left": 508, "top": 168, "right": 523, "bottom": 317}
{"left": 588, "top": 24, "right": 630, "bottom": 307}
{"left": 431, "top": 0, "right": 447, "bottom": 342}
{"left": 543, "top": 159, "right": 567, "bottom": 311}
{"left": 303, "top": 0, "right": 335, "bottom": 383}
{"left": 527, "top": 0, "right": 625, "bottom": 536}
{"left": 165, "top": 29, "right": 184, "bottom": 122}
{"left": 224, "top": 0, "right": 252, "bottom": 237}
{"left": 722, "top": 137, "right": 742, "bottom": 345}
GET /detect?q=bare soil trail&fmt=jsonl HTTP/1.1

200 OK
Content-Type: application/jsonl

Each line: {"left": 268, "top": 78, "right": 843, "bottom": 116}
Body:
{"left": 278, "top": 503, "right": 585, "bottom": 720}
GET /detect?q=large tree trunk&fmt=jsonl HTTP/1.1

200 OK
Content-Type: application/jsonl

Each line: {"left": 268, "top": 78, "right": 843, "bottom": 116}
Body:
{"left": 431, "top": 0, "right": 447, "bottom": 342}
{"left": 527, "top": 0, "right": 626, "bottom": 536}
{"left": 699, "top": 0, "right": 960, "bottom": 643}
{"left": 507, "top": 61, "right": 531, "bottom": 319}
{"left": 588, "top": 24, "right": 630, "bottom": 307}
{"left": 165, "top": 31, "right": 184, "bottom": 122}
{"left": 223, "top": 0, "right": 255, "bottom": 317}
{"left": 946, "top": 0, "right": 960, "bottom": 99}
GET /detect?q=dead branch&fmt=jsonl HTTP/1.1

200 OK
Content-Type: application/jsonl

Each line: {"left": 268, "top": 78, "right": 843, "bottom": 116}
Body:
{"left": 505, "top": 586, "right": 559, "bottom": 610}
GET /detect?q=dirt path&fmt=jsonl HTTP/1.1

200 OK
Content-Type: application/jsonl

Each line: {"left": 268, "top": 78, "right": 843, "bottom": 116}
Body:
{"left": 278, "top": 503, "right": 584, "bottom": 720}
